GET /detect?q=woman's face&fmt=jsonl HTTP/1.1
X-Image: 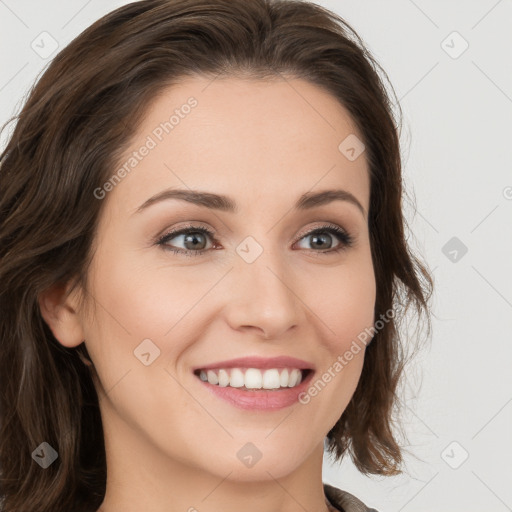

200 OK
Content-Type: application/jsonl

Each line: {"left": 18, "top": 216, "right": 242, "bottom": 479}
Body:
{"left": 75, "top": 76, "right": 375, "bottom": 481}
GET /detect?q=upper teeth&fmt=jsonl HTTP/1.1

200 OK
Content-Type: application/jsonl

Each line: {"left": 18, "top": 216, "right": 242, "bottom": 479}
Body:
{"left": 198, "top": 368, "right": 304, "bottom": 389}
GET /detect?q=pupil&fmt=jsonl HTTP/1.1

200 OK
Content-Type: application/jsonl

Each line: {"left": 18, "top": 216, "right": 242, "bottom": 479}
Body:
{"left": 185, "top": 233, "right": 205, "bottom": 250}
{"left": 312, "top": 233, "right": 331, "bottom": 249}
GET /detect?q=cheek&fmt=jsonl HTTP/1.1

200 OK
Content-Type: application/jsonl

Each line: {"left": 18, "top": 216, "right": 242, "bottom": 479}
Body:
{"left": 304, "top": 254, "right": 376, "bottom": 350}
{"left": 88, "top": 252, "right": 205, "bottom": 335}
{"left": 301, "top": 254, "right": 375, "bottom": 414}
{"left": 81, "top": 247, "right": 224, "bottom": 381}
{"left": 333, "top": 274, "right": 376, "bottom": 348}
{"left": 300, "top": 263, "right": 374, "bottom": 421}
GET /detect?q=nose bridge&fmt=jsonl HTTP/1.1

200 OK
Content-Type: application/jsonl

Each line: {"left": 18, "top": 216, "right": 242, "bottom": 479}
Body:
{"left": 226, "top": 238, "right": 300, "bottom": 338}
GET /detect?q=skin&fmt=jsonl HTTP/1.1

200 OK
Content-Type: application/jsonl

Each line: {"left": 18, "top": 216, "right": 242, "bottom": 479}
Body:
{"left": 40, "top": 76, "right": 376, "bottom": 512}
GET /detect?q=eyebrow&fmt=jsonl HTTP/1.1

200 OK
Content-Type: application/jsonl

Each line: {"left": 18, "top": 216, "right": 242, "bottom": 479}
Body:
{"left": 134, "top": 188, "right": 366, "bottom": 217}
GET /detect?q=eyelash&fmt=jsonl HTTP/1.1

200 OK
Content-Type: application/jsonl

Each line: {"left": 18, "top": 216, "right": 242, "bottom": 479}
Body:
{"left": 156, "top": 223, "right": 354, "bottom": 258}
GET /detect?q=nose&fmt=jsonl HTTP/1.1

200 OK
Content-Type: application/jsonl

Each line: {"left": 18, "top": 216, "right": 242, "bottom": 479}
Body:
{"left": 224, "top": 249, "right": 302, "bottom": 340}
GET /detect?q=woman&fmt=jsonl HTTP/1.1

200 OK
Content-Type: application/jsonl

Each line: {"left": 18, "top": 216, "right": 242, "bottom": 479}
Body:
{"left": 0, "top": 0, "right": 432, "bottom": 511}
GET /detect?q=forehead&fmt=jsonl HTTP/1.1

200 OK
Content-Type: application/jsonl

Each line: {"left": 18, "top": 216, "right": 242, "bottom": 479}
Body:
{"left": 107, "top": 76, "right": 370, "bottom": 216}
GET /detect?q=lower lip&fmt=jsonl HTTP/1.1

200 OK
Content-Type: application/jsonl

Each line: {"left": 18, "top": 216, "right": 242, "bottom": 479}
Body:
{"left": 195, "top": 370, "right": 314, "bottom": 411}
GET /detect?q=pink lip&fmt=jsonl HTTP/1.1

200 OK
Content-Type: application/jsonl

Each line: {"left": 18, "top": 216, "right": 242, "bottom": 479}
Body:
{"left": 192, "top": 355, "right": 315, "bottom": 371}
{"left": 194, "top": 369, "right": 315, "bottom": 411}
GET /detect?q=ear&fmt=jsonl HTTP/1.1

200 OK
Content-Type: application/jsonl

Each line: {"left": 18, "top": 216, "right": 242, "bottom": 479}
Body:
{"left": 38, "top": 281, "right": 85, "bottom": 348}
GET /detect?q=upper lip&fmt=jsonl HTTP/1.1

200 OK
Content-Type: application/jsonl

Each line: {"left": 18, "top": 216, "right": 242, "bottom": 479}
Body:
{"left": 193, "top": 356, "right": 315, "bottom": 371}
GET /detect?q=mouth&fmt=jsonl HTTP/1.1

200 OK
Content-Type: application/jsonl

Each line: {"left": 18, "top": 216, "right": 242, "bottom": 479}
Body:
{"left": 193, "top": 367, "right": 313, "bottom": 391}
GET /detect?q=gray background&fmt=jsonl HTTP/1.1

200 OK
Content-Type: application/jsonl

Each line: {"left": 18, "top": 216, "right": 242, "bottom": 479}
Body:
{"left": 1, "top": 1, "right": 511, "bottom": 511}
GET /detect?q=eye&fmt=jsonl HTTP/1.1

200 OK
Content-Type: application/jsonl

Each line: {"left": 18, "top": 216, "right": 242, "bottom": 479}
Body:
{"left": 293, "top": 224, "right": 353, "bottom": 253}
{"left": 156, "top": 222, "right": 354, "bottom": 257}
{"left": 156, "top": 225, "right": 216, "bottom": 257}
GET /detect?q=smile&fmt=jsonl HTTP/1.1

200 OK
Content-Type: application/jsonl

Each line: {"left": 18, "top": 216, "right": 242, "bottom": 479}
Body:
{"left": 194, "top": 367, "right": 311, "bottom": 390}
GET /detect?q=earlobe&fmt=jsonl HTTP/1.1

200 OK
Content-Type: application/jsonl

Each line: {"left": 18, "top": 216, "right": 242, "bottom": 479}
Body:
{"left": 38, "top": 281, "right": 85, "bottom": 348}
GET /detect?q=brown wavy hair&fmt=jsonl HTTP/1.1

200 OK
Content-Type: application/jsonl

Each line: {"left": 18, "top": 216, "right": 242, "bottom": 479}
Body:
{"left": 0, "top": 0, "right": 433, "bottom": 510}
